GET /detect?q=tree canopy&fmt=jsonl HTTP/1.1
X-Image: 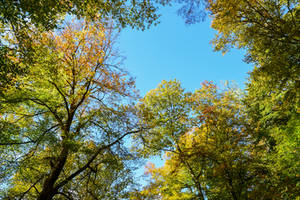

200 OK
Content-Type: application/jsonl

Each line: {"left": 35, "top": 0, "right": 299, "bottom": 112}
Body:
{"left": 207, "top": 1, "right": 300, "bottom": 198}
{"left": 132, "top": 80, "right": 279, "bottom": 199}
{"left": 0, "top": 19, "right": 142, "bottom": 199}
{"left": 0, "top": 0, "right": 299, "bottom": 199}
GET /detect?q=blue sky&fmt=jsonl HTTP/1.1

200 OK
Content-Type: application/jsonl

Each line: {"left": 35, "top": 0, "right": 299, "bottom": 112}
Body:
{"left": 119, "top": 5, "right": 252, "bottom": 96}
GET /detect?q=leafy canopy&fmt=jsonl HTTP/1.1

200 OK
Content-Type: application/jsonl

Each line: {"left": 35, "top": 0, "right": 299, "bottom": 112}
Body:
{"left": 133, "top": 80, "right": 272, "bottom": 200}
{"left": 0, "top": 19, "right": 141, "bottom": 199}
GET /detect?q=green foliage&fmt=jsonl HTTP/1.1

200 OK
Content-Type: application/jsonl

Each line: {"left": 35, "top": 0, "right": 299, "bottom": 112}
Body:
{"left": 134, "top": 80, "right": 193, "bottom": 157}
{"left": 134, "top": 80, "right": 271, "bottom": 199}
{"left": 207, "top": 0, "right": 300, "bottom": 198}
{"left": 1, "top": 0, "right": 299, "bottom": 199}
{"left": 0, "top": 0, "right": 165, "bottom": 98}
{"left": 208, "top": 0, "right": 300, "bottom": 116}
{"left": 0, "top": 20, "right": 140, "bottom": 199}
{"left": 0, "top": 0, "right": 163, "bottom": 31}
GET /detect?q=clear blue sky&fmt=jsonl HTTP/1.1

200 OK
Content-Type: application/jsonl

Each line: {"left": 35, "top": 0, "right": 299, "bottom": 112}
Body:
{"left": 119, "top": 5, "right": 252, "bottom": 96}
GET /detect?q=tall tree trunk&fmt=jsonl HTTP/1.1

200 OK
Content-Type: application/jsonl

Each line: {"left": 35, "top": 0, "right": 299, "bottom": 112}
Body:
{"left": 37, "top": 145, "right": 69, "bottom": 200}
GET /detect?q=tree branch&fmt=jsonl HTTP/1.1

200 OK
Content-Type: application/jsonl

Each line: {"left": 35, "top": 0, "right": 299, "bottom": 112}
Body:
{"left": 49, "top": 81, "right": 70, "bottom": 116}
{"left": 0, "top": 124, "right": 59, "bottom": 146}
{"left": 55, "top": 192, "right": 73, "bottom": 200}
{"left": 29, "top": 98, "right": 64, "bottom": 127}
{"left": 0, "top": 140, "right": 34, "bottom": 146}
{"left": 54, "top": 129, "right": 142, "bottom": 191}
{"left": 18, "top": 176, "right": 44, "bottom": 199}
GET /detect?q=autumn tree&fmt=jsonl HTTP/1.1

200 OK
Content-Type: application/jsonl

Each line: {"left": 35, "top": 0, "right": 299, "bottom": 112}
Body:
{"left": 0, "top": 19, "right": 142, "bottom": 199}
{"left": 205, "top": 0, "right": 300, "bottom": 197}
{"left": 0, "top": 0, "right": 209, "bottom": 93}
{"left": 132, "top": 80, "right": 268, "bottom": 199}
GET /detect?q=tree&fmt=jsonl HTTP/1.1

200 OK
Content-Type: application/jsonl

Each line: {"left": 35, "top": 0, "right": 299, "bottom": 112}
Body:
{"left": 207, "top": 0, "right": 300, "bottom": 123}
{"left": 206, "top": 0, "right": 300, "bottom": 197}
{"left": 0, "top": 0, "right": 208, "bottom": 94}
{"left": 0, "top": 0, "right": 166, "bottom": 30}
{"left": 133, "top": 80, "right": 268, "bottom": 199}
{"left": 0, "top": 0, "right": 165, "bottom": 97}
{"left": 0, "top": 19, "right": 141, "bottom": 199}
{"left": 207, "top": 0, "right": 300, "bottom": 116}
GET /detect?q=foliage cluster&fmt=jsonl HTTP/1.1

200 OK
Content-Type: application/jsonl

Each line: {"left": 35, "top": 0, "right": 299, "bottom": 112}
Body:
{"left": 0, "top": 0, "right": 299, "bottom": 199}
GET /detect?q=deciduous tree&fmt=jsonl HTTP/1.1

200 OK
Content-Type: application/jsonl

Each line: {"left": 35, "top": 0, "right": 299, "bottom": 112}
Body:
{"left": 207, "top": 1, "right": 300, "bottom": 197}
{"left": 0, "top": 20, "right": 141, "bottom": 199}
{"left": 133, "top": 80, "right": 268, "bottom": 199}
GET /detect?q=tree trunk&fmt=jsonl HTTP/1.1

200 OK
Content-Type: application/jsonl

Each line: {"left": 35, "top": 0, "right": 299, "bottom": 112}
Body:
{"left": 37, "top": 145, "right": 69, "bottom": 200}
{"left": 37, "top": 188, "right": 56, "bottom": 200}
